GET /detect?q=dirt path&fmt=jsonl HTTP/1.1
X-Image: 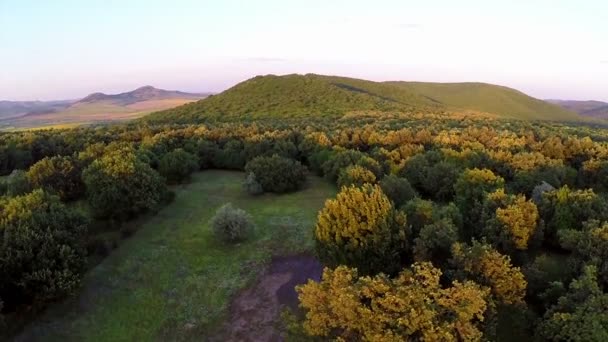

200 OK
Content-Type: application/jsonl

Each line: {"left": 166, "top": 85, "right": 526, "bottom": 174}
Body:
{"left": 212, "top": 255, "right": 323, "bottom": 342}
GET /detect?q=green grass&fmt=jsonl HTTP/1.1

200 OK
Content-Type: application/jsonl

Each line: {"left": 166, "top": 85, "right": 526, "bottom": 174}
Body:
{"left": 18, "top": 170, "right": 335, "bottom": 341}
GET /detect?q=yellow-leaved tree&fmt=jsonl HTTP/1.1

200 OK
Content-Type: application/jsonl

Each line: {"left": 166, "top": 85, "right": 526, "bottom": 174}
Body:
{"left": 314, "top": 184, "right": 408, "bottom": 275}
{"left": 297, "top": 262, "right": 490, "bottom": 341}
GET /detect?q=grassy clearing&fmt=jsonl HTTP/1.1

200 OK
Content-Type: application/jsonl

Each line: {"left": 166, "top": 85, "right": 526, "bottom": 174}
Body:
{"left": 18, "top": 170, "right": 335, "bottom": 341}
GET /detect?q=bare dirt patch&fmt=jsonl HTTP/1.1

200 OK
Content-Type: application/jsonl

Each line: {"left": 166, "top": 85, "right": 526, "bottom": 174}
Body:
{"left": 212, "top": 255, "right": 323, "bottom": 342}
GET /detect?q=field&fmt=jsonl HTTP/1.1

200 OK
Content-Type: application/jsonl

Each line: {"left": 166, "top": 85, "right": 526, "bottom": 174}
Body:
{"left": 17, "top": 170, "right": 336, "bottom": 341}
{"left": 0, "top": 98, "right": 199, "bottom": 131}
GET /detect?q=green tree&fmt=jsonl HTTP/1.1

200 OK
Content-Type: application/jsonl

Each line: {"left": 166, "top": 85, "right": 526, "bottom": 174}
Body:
{"left": 158, "top": 148, "right": 199, "bottom": 184}
{"left": 82, "top": 148, "right": 167, "bottom": 221}
{"left": 26, "top": 155, "right": 84, "bottom": 201}
{"left": 0, "top": 190, "right": 88, "bottom": 307}
{"left": 244, "top": 154, "right": 307, "bottom": 193}
{"left": 379, "top": 174, "right": 417, "bottom": 207}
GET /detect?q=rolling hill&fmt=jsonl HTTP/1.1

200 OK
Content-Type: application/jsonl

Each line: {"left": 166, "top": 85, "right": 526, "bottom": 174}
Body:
{"left": 0, "top": 86, "right": 209, "bottom": 130}
{"left": 145, "top": 74, "right": 581, "bottom": 123}
{"left": 547, "top": 99, "right": 608, "bottom": 119}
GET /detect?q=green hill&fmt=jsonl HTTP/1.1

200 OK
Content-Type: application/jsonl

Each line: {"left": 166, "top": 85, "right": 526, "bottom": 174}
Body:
{"left": 387, "top": 82, "right": 580, "bottom": 121}
{"left": 145, "top": 74, "right": 581, "bottom": 123}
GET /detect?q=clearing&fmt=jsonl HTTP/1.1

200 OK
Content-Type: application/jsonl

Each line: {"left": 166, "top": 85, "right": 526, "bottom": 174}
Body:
{"left": 15, "top": 170, "right": 335, "bottom": 341}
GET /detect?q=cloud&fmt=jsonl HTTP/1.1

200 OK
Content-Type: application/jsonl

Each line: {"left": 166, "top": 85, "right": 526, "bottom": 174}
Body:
{"left": 601, "top": 60, "right": 608, "bottom": 64}
{"left": 242, "top": 57, "right": 288, "bottom": 63}
{"left": 396, "top": 23, "right": 422, "bottom": 29}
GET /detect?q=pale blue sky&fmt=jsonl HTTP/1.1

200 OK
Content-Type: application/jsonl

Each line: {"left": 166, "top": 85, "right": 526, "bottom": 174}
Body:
{"left": 1, "top": 0, "right": 607, "bottom": 101}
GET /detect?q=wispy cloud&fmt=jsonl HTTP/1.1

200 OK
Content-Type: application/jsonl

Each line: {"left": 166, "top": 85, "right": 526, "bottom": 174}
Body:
{"left": 396, "top": 23, "right": 423, "bottom": 30}
{"left": 601, "top": 60, "right": 608, "bottom": 64}
{"left": 242, "top": 57, "right": 288, "bottom": 63}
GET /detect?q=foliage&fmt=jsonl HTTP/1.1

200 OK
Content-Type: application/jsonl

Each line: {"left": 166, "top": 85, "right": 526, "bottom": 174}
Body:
{"left": 314, "top": 184, "right": 408, "bottom": 275}
{"left": 244, "top": 154, "right": 307, "bottom": 193}
{"left": 242, "top": 172, "right": 263, "bottom": 195}
{"left": 379, "top": 174, "right": 417, "bottom": 207}
{"left": 82, "top": 147, "right": 167, "bottom": 221}
{"left": 413, "top": 218, "right": 459, "bottom": 266}
{"left": 558, "top": 220, "right": 608, "bottom": 287}
{"left": 26, "top": 155, "right": 84, "bottom": 201}
{"left": 210, "top": 203, "right": 255, "bottom": 244}
{"left": 336, "top": 164, "right": 376, "bottom": 188}
{"left": 297, "top": 262, "right": 490, "bottom": 341}
{"left": 0, "top": 190, "right": 88, "bottom": 308}
{"left": 451, "top": 242, "right": 527, "bottom": 305}
{"left": 536, "top": 266, "right": 608, "bottom": 341}
{"left": 158, "top": 148, "right": 199, "bottom": 183}
{"left": 3, "top": 169, "right": 30, "bottom": 197}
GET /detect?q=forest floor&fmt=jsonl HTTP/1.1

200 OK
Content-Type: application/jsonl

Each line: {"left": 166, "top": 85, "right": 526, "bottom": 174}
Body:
{"left": 14, "top": 170, "right": 335, "bottom": 341}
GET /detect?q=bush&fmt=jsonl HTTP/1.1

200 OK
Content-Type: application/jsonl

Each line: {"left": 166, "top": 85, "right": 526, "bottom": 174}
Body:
{"left": 379, "top": 174, "right": 417, "bottom": 207}
{"left": 26, "top": 155, "right": 84, "bottom": 201}
{"left": 0, "top": 190, "right": 88, "bottom": 309}
{"left": 243, "top": 172, "right": 263, "bottom": 195}
{"left": 158, "top": 148, "right": 199, "bottom": 184}
{"left": 4, "top": 169, "right": 30, "bottom": 197}
{"left": 244, "top": 154, "right": 307, "bottom": 193}
{"left": 337, "top": 165, "right": 376, "bottom": 188}
{"left": 82, "top": 147, "right": 168, "bottom": 221}
{"left": 314, "top": 184, "right": 408, "bottom": 276}
{"left": 211, "top": 203, "right": 255, "bottom": 243}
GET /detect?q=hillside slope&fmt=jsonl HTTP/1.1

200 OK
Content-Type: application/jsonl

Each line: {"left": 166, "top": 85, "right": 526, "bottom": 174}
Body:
{"left": 144, "top": 74, "right": 441, "bottom": 123}
{"left": 548, "top": 99, "right": 608, "bottom": 119}
{"left": 145, "top": 74, "right": 581, "bottom": 123}
{"left": 388, "top": 82, "right": 580, "bottom": 121}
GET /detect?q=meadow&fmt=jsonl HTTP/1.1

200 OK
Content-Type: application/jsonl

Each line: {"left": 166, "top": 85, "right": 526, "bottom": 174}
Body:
{"left": 15, "top": 170, "right": 335, "bottom": 341}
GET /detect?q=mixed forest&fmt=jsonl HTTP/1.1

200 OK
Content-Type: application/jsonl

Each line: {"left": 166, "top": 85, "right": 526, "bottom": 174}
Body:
{"left": 1, "top": 74, "right": 608, "bottom": 341}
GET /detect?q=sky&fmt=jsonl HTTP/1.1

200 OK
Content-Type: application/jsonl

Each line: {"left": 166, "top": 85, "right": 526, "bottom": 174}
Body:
{"left": 1, "top": 0, "right": 607, "bottom": 101}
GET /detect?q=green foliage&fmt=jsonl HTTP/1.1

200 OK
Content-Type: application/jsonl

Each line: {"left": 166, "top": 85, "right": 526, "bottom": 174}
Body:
{"left": 244, "top": 154, "right": 306, "bottom": 193}
{"left": 0, "top": 190, "right": 88, "bottom": 308}
{"left": 210, "top": 203, "right": 255, "bottom": 244}
{"left": 82, "top": 147, "right": 168, "bottom": 221}
{"left": 413, "top": 218, "right": 459, "bottom": 266}
{"left": 26, "top": 155, "right": 84, "bottom": 201}
{"left": 3, "top": 169, "right": 30, "bottom": 197}
{"left": 537, "top": 266, "right": 608, "bottom": 341}
{"left": 158, "top": 148, "right": 199, "bottom": 183}
{"left": 558, "top": 220, "right": 608, "bottom": 287}
{"left": 321, "top": 149, "right": 365, "bottom": 181}
{"left": 379, "top": 174, "right": 417, "bottom": 207}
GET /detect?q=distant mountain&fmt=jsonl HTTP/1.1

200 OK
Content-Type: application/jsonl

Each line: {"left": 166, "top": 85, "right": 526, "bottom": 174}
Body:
{"left": 145, "top": 74, "right": 581, "bottom": 123}
{"left": 78, "top": 86, "right": 205, "bottom": 105}
{"left": 0, "top": 86, "right": 209, "bottom": 130}
{"left": 547, "top": 99, "right": 608, "bottom": 119}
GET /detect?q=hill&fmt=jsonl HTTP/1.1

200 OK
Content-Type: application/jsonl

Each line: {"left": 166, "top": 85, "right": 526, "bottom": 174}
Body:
{"left": 145, "top": 74, "right": 581, "bottom": 123}
{"left": 547, "top": 99, "right": 608, "bottom": 119}
{"left": 0, "top": 87, "right": 209, "bottom": 130}
{"left": 387, "top": 82, "right": 580, "bottom": 121}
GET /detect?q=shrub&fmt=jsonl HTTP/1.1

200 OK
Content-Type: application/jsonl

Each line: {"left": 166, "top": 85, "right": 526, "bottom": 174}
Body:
{"left": 82, "top": 148, "right": 168, "bottom": 221}
{"left": 244, "top": 154, "right": 307, "bottom": 193}
{"left": 4, "top": 169, "right": 30, "bottom": 197}
{"left": 158, "top": 148, "right": 199, "bottom": 184}
{"left": 314, "top": 184, "right": 408, "bottom": 276}
{"left": 0, "top": 190, "right": 88, "bottom": 308}
{"left": 26, "top": 155, "right": 84, "bottom": 201}
{"left": 243, "top": 172, "right": 263, "bottom": 195}
{"left": 337, "top": 165, "right": 376, "bottom": 188}
{"left": 210, "top": 203, "right": 255, "bottom": 243}
{"left": 379, "top": 174, "right": 417, "bottom": 207}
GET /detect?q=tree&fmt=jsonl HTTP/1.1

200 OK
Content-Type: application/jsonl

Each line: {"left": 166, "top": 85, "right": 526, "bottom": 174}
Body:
{"left": 321, "top": 149, "right": 364, "bottom": 181}
{"left": 379, "top": 174, "right": 417, "bottom": 207}
{"left": 451, "top": 242, "right": 527, "bottom": 305}
{"left": 0, "top": 190, "right": 88, "bottom": 308}
{"left": 3, "top": 169, "right": 30, "bottom": 197}
{"left": 297, "top": 262, "right": 490, "bottom": 341}
{"left": 414, "top": 218, "right": 459, "bottom": 266}
{"left": 210, "top": 203, "right": 255, "bottom": 243}
{"left": 558, "top": 220, "right": 608, "bottom": 287}
{"left": 314, "top": 184, "right": 407, "bottom": 275}
{"left": 536, "top": 266, "right": 608, "bottom": 341}
{"left": 454, "top": 168, "right": 505, "bottom": 239}
{"left": 158, "top": 148, "right": 199, "bottom": 184}
{"left": 242, "top": 172, "right": 263, "bottom": 195}
{"left": 244, "top": 154, "right": 307, "bottom": 193}
{"left": 336, "top": 164, "right": 376, "bottom": 188}
{"left": 423, "top": 161, "right": 460, "bottom": 202}
{"left": 82, "top": 148, "right": 168, "bottom": 221}
{"left": 26, "top": 155, "right": 84, "bottom": 201}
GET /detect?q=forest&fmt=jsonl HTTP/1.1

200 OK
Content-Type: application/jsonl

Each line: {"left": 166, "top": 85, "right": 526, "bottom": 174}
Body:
{"left": 1, "top": 75, "right": 608, "bottom": 341}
